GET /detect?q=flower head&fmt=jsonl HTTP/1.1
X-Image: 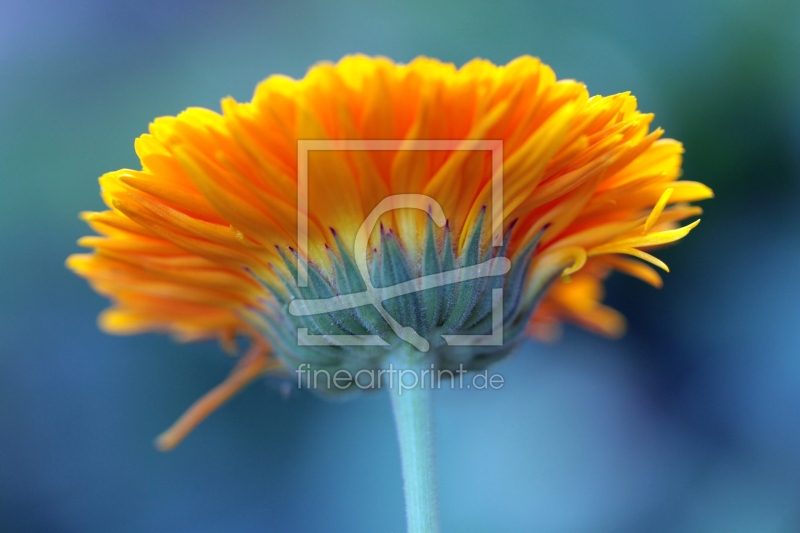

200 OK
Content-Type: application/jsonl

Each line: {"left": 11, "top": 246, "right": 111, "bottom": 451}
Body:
{"left": 68, "top": 55, "right": 711, "bottom": 449}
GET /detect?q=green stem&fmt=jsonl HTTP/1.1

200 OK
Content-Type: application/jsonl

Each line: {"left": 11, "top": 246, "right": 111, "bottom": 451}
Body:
{"left": 388, "top": 349, "right": 441, "bottom": 533}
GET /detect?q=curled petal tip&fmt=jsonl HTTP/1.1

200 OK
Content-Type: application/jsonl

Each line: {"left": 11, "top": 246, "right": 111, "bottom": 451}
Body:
{"left": 154, "top": 433, "right": 179, "bottom": 453}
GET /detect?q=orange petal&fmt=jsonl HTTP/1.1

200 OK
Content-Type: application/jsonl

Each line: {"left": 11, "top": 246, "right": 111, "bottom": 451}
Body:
{"left": 156, "top": 345, "right": 278, "bottom": 451}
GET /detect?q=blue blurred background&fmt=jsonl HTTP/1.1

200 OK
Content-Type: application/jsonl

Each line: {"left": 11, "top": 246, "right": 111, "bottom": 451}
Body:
{"left": 1, "top": 0, "right": 799, "bottom": 531}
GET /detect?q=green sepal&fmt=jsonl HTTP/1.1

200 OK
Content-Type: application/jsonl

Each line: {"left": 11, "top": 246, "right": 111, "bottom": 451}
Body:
{"left": 442, "top": 208, "right": 485, "bottom": 332}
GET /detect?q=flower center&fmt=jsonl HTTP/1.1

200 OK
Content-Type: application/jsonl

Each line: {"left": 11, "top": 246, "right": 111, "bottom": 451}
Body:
{"left": 248, "top": 209, "right": 553, "bottom": 395}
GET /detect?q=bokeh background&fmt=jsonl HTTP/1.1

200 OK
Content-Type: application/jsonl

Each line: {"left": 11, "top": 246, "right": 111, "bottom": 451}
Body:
{"left": 1, "top": 0, "right": 799, "bottom": 531}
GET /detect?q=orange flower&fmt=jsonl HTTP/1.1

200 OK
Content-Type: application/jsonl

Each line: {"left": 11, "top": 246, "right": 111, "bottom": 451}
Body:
{"left": 68, "top": 55, "right": 711, "bottom": 449}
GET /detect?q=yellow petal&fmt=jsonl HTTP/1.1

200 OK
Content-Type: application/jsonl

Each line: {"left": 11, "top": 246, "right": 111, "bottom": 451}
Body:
{"left": 643, "top": 187, "right": 673, "bottom": 232}
{"left": 590, "top": 247, "right": 670, "bottom": 272}
{"left": 600, "top": 255, "right": 663, "bottom": 288}
{"left": 593, "top": 219, "right": 700, "bottom": 251}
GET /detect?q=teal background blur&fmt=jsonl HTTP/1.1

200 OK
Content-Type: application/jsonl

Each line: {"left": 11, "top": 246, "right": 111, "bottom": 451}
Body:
{"left": 1, "top": 0, "right": 799, "bottom": 531}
